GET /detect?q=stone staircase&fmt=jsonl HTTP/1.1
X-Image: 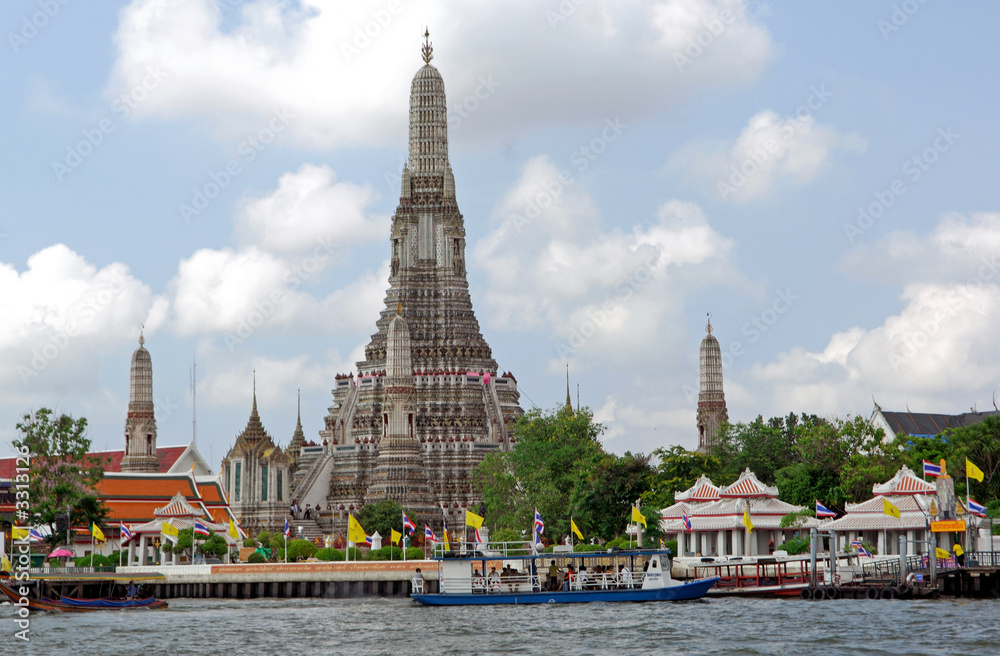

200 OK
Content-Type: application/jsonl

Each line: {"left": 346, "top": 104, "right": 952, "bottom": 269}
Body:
{"left": 287, "top": 517, "right": 325, "bottom": 543}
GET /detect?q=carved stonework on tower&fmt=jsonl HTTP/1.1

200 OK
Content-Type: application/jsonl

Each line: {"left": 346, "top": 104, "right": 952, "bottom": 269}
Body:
{"left": 697, "top": 316, "right": 728, "bottom": 455}
{"left": 314, "top": 33, "right": 524, "bottom": 535}
{"left": 122, "top": 331, "right": 159, "bottom": 473}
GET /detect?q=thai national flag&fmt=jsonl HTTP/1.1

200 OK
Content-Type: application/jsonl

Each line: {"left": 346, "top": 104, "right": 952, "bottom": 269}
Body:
{"left": 120, "top": 523, "right": 133, "bottom": 543}
{"left": 533, "top": 509, "right": 544, "bottom": 536}
{"left": 815, "top": 501, "right": 837, "bottom": 518}
{"left": 28, "top": 527, "right": 45, "bottom": 542}
{"left": 474, "top": 527, "right": 483, "bottom": 545}
{"left": 193, "top": 521, "right": 211, "bottom": 537}
{"left": 851, "top": 539, "right": 872, "bottom": 557}
{"left": 425, "top": 525, "right": 438, "bottom": 542}
{"left": 968, "top": 498, "right": 987, "bottom": 518}
{"left": 682, "top": 512, "right": 692, "bottom": 532}
{"left": 403, "top": 512, "right": 416, "bottom": 535}
{"left": 365, "top": 534, "right": 373, "bottom": 546}
{"left": 284, "top": 519, "right": 291, "bottom": 538}
{"left": 923, "top": 460, "right": 943, "bottom": 477}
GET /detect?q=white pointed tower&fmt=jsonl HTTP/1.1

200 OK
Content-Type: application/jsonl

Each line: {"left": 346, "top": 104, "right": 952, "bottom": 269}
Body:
{"left": 696, "top": 315, "right": 728, "bottom": 455}
{"left": 122, "top": 330, "right": 159, "bottom": 472}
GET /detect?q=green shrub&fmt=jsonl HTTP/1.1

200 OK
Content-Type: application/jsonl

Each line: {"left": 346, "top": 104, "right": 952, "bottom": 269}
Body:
{"left": 315, "top": 548, "right": 344, "bottom": 561}
{"left": 286, "top": 539, "right": 317, "bottom": 561}
{"left": 256, "top": 530, "right": 271, "bottom": 544}
{"left": 74, "top": 554, "right": 110, "bottom": 567}
{"left": 404, "top": 547, "right": 425, "bottom": 560}
{"left": 243, "top": 537, "right": 256, "bottom": 548}
{"left": 779, "top": 536, "right": 810, "bottom": 555}
{"left": 247, "top": 552, "right": 266, "bottom": 564}
{"left": 664, "top": 540, "right": 678, "bottom": 556}
{"left": 345, "top": 546, "right": 364, "bottom": 561}
{"left": 489, "top": 528, "right": 523, "bottom": 543}
{"left": 368, "top": 546, "right": 404, "bottom": 560}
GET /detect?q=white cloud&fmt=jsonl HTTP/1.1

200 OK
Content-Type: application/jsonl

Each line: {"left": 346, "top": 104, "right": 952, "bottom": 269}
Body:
{"left": 842, "top": 211, "right": 1000, "bottom": 286}
{"left": 108, "top": 0, "right": 774, "bottom": 147}
{"left": 669, "top": 109, "right": 867, "bottom": 201}
{"left": 0, "top": 244, "right": 166, "bottom": 392}
{"left": 741, "top": 213, "right": 1000, "bottom": 417}
{"left": 474, "top": 154, "right": 746, "bottom": 370}
{"left": 235, "top": 163, "right": 385, "bottom": 254}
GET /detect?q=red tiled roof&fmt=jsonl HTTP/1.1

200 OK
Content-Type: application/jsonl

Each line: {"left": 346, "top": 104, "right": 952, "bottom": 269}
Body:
{"left": 0, "top": 445, "right": 187, "bottom": 479}
{"left": 97, "top": 475, "right": 200, "bottom": 500}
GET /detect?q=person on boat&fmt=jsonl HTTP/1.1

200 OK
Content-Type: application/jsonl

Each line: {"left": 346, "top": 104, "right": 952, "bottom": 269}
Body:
{"left": 548, "top": 560, "right": 559, "bottom": 591}
{"left": 488, "top": 567, "right": 501, "bottom": 593}
{"left": 619, "top": 564, "right": 633, "bottom": 589}
{"left": 579, "top": 566, "right": 592, "bottom": 590}
{"left": 472, "top": 568, "right": 484, "bottom": 593}
{"left": 563, "top": 565, "right": 577, "bottom": 591}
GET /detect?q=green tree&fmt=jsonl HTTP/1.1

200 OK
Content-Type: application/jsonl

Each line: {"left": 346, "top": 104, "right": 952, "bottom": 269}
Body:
{"left": 947, "top": 416, "right": 1000, "bottom": 500}
{"left": 357, "top": 499, "right": 404, "bottom": 539}
{"left": 645, "top": 445, "right": 721, "bottom": 508}
{"left": 838, "top": 416, "right": 901, "bottom": 502}
{"left": 286, "top": 538, "right": 317, "bottom": 561}
{"left": 572, "top": 452, "right": 653, "bottom": 541}
{"left": 474, "top": 406, "right": 605, "bottom": 539}
{"left": 12, "top": 408, "right": 109, "bottom": 546}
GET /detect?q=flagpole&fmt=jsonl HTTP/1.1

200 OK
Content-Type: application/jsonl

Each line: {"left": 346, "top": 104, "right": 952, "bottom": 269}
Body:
{"left": 966, "top": 459, "right": 971, "bottom": 555}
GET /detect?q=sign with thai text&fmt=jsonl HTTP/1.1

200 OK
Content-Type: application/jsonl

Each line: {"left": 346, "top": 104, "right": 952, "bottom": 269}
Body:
{"left": 930, "top": 520, "right": 966, "bottom": 533}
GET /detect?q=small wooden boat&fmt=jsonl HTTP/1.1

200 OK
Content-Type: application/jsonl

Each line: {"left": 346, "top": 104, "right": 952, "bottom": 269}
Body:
{"left": 410, "top": 543, "right": 718, "bottom": 606}
{"left": 0, "top": 579, "right": 167, "bottom": 612}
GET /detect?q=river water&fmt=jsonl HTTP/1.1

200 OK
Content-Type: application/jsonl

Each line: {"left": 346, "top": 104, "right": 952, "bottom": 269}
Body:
{"left": 4, "top": 596, "right": 1000, "bottom": 655}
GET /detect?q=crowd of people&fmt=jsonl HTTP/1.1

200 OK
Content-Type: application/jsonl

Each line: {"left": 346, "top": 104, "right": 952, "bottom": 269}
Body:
{"left": 288, "top": 501, "right": 329, "bottom": 521}
{"left": 470, "top": 560, "right": 644, "bottom": 593}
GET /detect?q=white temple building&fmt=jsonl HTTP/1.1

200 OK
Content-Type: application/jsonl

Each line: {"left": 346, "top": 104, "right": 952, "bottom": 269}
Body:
{"left": 660, "top": 469, "right": 820, "bottom": 557}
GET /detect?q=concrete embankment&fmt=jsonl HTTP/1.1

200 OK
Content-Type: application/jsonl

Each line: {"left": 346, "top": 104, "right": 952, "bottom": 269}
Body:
{"left": 110, "top": 561, "right": 438, "bottom": 600}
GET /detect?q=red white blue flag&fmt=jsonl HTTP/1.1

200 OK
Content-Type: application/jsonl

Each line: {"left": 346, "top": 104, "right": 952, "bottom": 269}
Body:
{"left": 682, "top": 512, "right": 692, "bottom": 532}
{"left": 815, "top": 501, "right": 837, "bottom": 518}
{"left": 533, "top": 509, "right": 544, "bottom": 543}
{"left": 968, "top": 498, "right": 987, "bottom": 518}
{"left": 194, "top": 521, "right": 211, "bottom": 537}
{"left": 120, "top": 523, "right": 133, "bottom": 543}
{"left": 851, "top": 539, "right": 872, "bottom": 557}
{"left": 28, "top": 527, "right": 45, "bottom": 542}
{"left": 402, "top": 512, "right": 416, "bottom": 535}
{"left": 365, "top": 534, "right": 373, "bottom": 546}
{"left": 284, "top": 519, "right": 291, "bottom": 538}
{"left": 425, "top": 525, "right": 437, "bottom": 542}
{"left": 923, "top": 460, "right": 943, "bottom": 477}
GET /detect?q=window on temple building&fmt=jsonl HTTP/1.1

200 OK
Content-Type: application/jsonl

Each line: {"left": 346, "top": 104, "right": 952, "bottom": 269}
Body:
{"left": 276, "top": 470, "right": 283, "bottom": 502}
{"left": 146, "top": 435, "right": 152, "bottom": 454}
{"left": 234, "top": 462, "right": 242, "bottom": 502}
{"left": 225, "top": 464, "right": 231, "bottom": 496}
{"left": 262, "top": 465, "right": 269, "bottom": 501}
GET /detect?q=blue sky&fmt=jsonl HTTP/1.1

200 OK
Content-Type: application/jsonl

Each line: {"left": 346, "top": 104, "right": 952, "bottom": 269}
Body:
{"left": 2, "top": 0, "right": 999, "bottom": 468}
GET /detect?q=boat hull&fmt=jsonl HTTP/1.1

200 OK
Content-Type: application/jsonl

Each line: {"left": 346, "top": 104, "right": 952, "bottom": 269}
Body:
{"left": 0, "top": 581, "right": 167, "bottom": 612}
{"left": 412, "top": 577, "right": 719, "bottom": 605}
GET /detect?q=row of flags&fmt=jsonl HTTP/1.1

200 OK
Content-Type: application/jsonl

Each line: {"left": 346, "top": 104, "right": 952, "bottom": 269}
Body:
{"left": 923, "top": 458, "right": 985, "bottom": 482}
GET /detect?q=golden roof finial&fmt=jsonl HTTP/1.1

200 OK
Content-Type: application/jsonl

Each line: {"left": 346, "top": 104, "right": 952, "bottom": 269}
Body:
{"left": 706, "top": 313, "right": 712, "bottom": 335}
{"left": 138, "top": 323, "right": 145, "bottom": 346}
{"left": 421, "top": 27, "right": 433, "bottom": 64}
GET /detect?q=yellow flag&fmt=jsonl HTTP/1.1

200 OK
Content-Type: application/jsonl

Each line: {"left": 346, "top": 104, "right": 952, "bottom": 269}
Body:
{"left": 1, "top": 555, "right": 11, "bottom": 572}
{"left": 11, "top": 527, "right": 29, "bottom": 540}
{"left": 228, "top": 519, "right": 239, "bottom": 539}
{"left": 631, "top": 506, "right": 647, "bottom": 528}
{"left": 935, "top": 547, "right": 950, "bottom": 559}
{"left": 570, "top": 518, "right": 584, "bottom": 540}
{"left": 91, "top": 523, "right": 105, "bottom": 542}
{"left": 966, "top": 458, "right": 984, "bottom": 483}
{"left": 443, "top": 523, "right": 451, "bottom": 550}
{"left": 347, "top": 514, "right": 367, "bottom": 544}
{"left": 465, "top": 509, "right": 484, "bottom": 529}
{"left": 954, "top": 543, "right": 964, "bottom": 557}
{"left": 161, "top": 522, "right": 179, "bottom": 542}
{"left": 743, "top": 506, "right": 754, "bottom": 533}
{"left": 883, "top": 498, "right": 901, "bottom": 519}
{"left": 391, "top": 529, "right": 402, "bottom": 545}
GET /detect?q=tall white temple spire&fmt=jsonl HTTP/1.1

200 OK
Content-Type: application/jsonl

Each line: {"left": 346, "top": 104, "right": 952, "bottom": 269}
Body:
{"left": 122, "top": 327, "right": 159, "bottom": 472}
{"left": 697, "top": 313, "right": 728, "bottom": 454}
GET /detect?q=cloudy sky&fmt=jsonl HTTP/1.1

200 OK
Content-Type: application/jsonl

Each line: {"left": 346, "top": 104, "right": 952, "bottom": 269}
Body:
{"left": 2, "top": 0, "right": 998, "bottom": 467}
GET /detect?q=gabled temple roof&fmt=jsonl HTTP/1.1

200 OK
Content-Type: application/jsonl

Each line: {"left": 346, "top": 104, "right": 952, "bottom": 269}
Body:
{"left": 674, "top": 475, "right": 721, "bottom": 503}
{"left": 873, "top": 465, "right": 936, "bottom": 496}
{"left": 824, "top": 493, "right": 931, "bottom": 531}
{"left": 720, "top": 468, "right": 778, "bottom": 498}
{"left": 878, "top": 410, "right": 997, "bottom": 437}
{"left": 154, "top": 492, "right": 205, "bottom": 517}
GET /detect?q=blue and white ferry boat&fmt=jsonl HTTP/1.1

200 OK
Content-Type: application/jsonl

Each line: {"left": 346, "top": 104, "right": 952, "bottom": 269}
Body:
{"left": 410, "top": 542, "right": 719, "bottom": 605}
